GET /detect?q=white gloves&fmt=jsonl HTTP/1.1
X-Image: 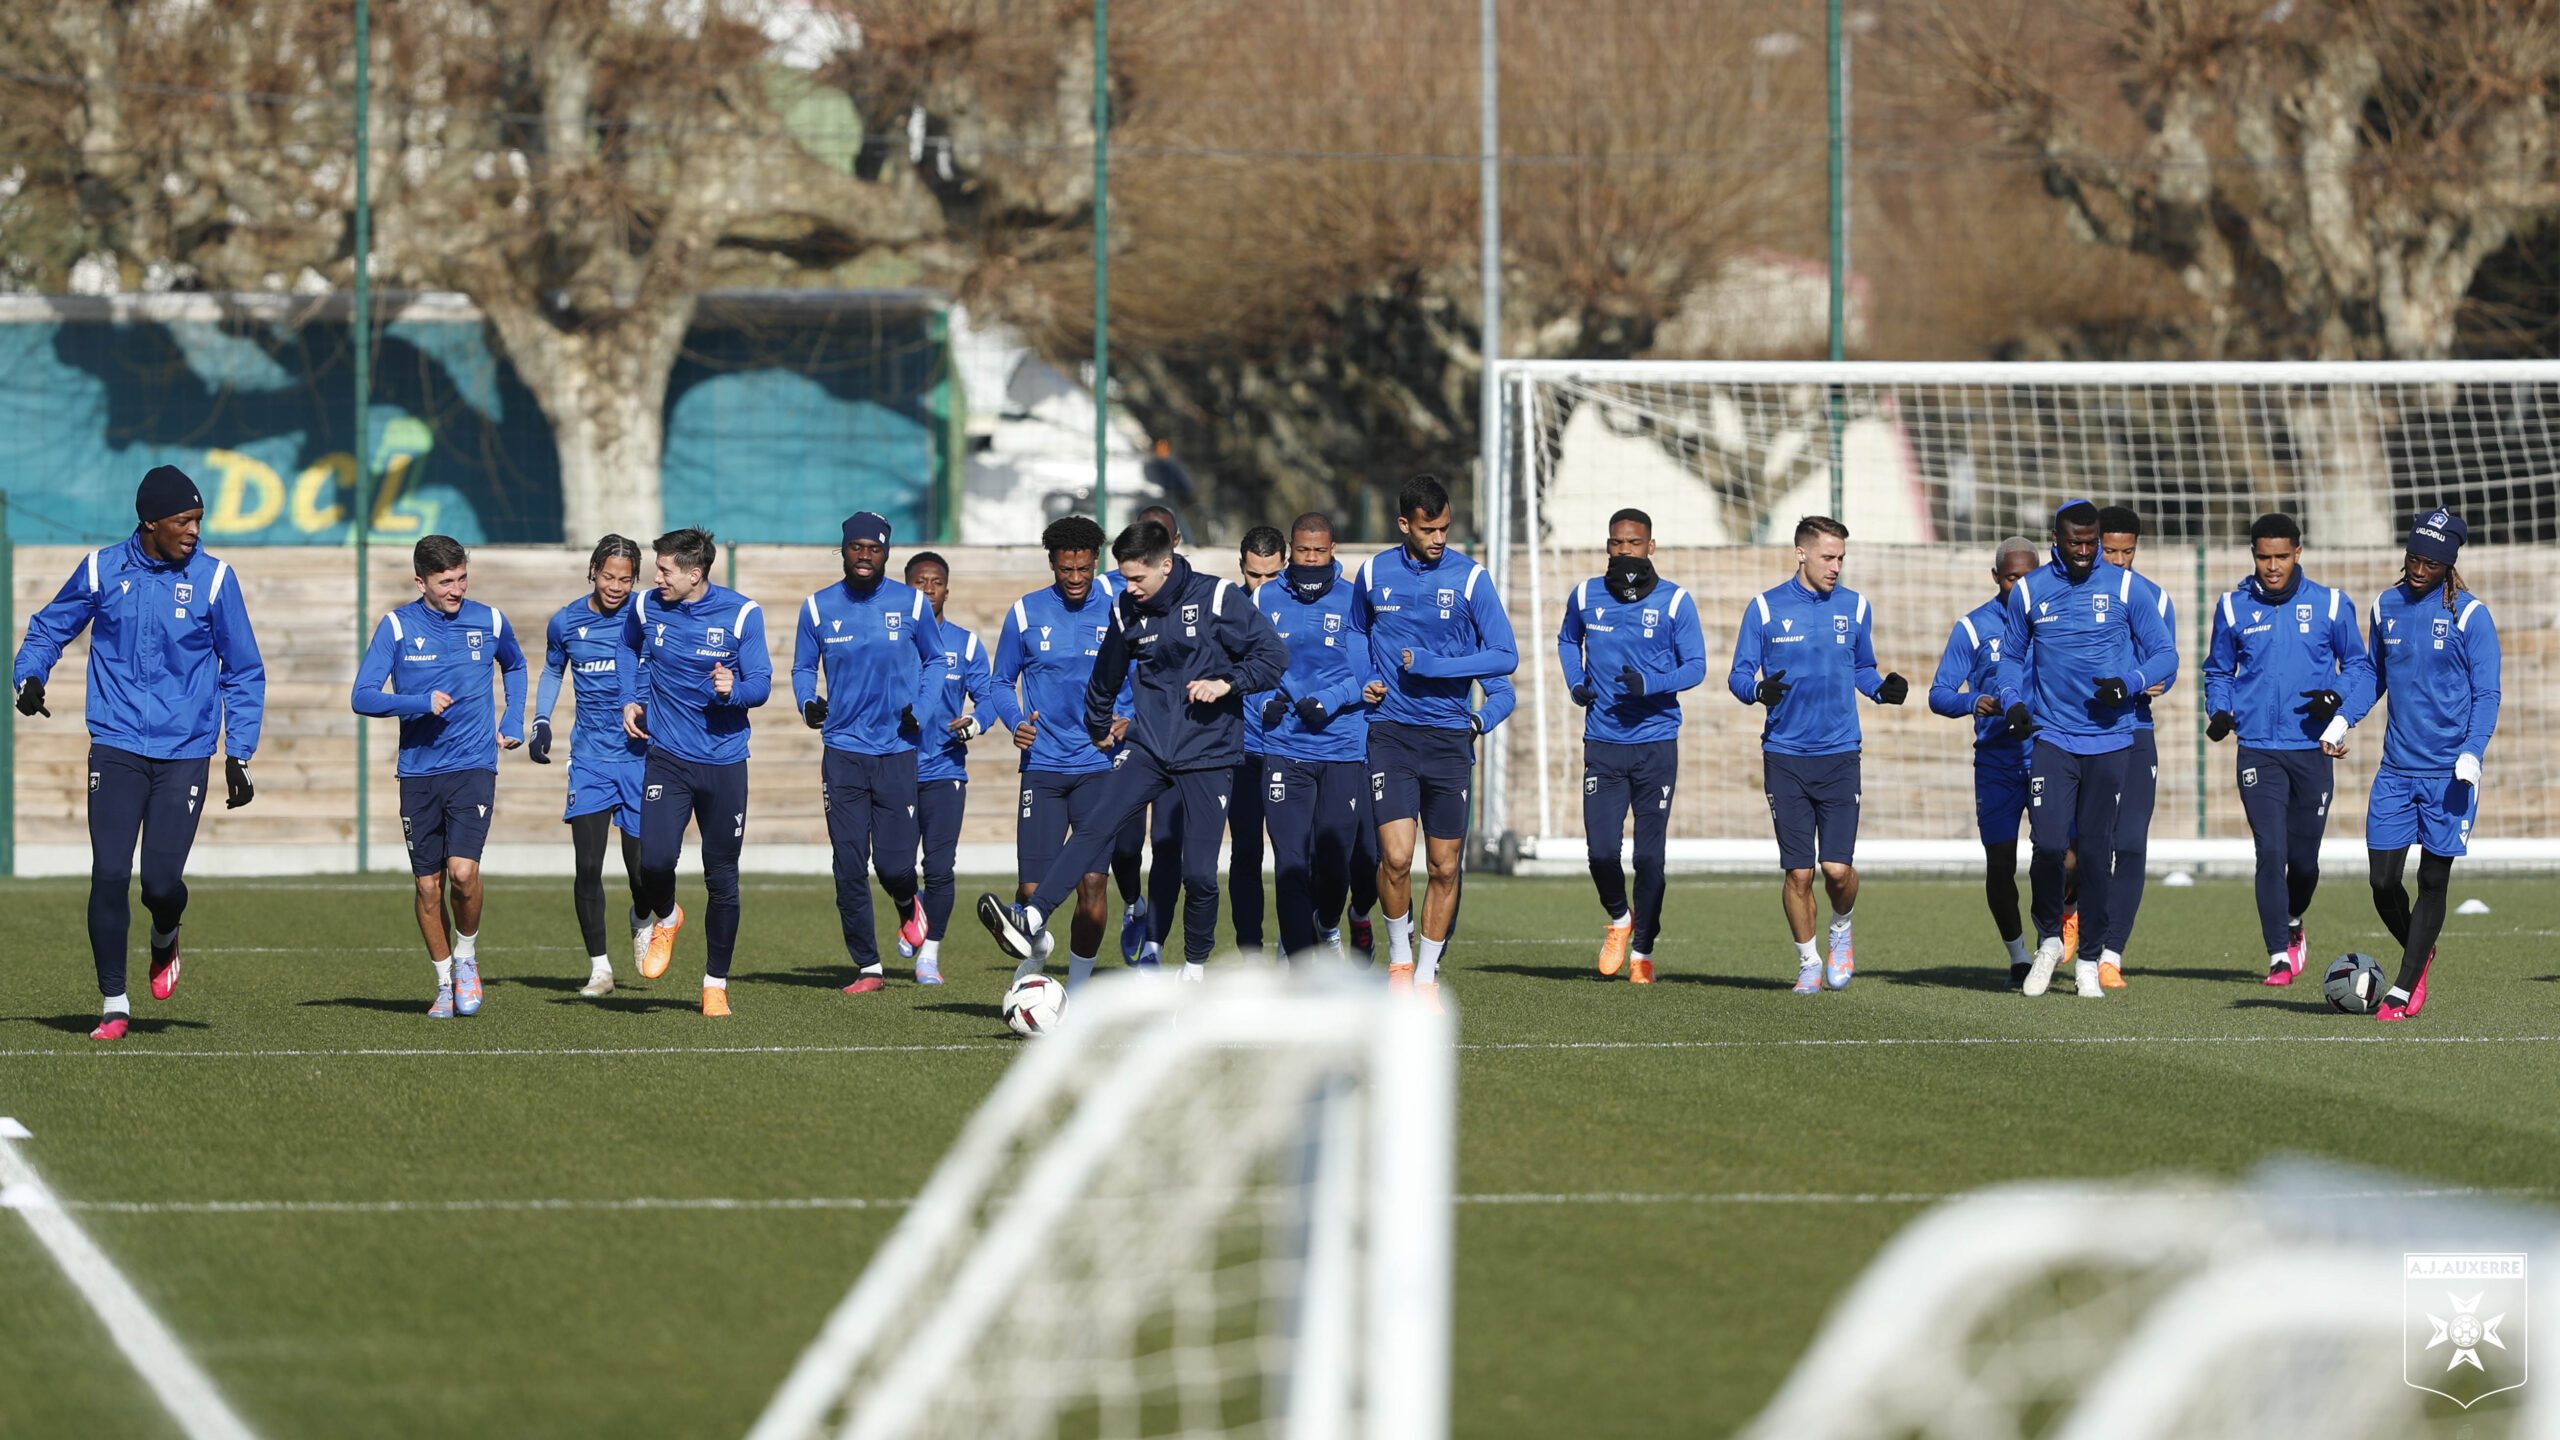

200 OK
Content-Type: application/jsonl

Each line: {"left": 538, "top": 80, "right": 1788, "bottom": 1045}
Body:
{"left": 2455, "top": 753, "right": 2483, "bottom": 787}
{"left": 2319, "top": 716, "right": 2349, "bottom": 748}
{"left": 956, "top": 715, "right": 984, "bottom": 741}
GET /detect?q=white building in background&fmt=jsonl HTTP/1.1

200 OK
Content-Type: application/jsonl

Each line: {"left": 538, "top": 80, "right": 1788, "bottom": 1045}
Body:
{"left": 949, "top": 307, "right": 1164, "bottom": 545}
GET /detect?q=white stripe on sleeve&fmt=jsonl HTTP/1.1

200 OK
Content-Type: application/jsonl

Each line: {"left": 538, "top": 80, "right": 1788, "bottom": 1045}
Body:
{"left": 2459, "top": 599, "right": 2484, "bottom": 631}
{"left": 86, "top": 549, "right": 102, "bottom": 592}
{"left": 1010, "top": 598, "right": 1029, "bottom": 636}
{"left": 2221, "top": 593, "right": 2236, "bottom": 628}
{"left": 1464, "top": 565, "right": 1483, "bottom": 600}
{"left": 1855, "top": 594, "right": 1870, "bottom": 624}
{"left": 207, "top": 560, "right": 230, "bottom": 606}
{"left": 1668, "top": 588, "right": 1687, "bottom": 619}
{"left": 387, "top": 611, "right": 404, "bottom": 643}
{"left": 2328, "top": 587, "right": 2342, "bottom": 621}
{"left": 1959, "top": 615, "right": 1979, "bottom": 649}
{"left": 1753, "top": 594, "right": 1770, "bottom": 625}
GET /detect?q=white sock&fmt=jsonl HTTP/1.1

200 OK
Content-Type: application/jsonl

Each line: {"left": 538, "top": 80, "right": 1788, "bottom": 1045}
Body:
{"left": 1631, "top": 950, "right": 1649, "bottom": 963}
{"left": 2287, "top": 915, "right": 2303, "bottom": 932}
{"left": 1795, "top": 938, "right": 1819, "bottom": 967}
{"left": 433, "top": 958, "right": 453, "bottom": 987}
{"left": 149, "top": 925, "right": 177, "bottom": 949}
{"left": 1607, "top": 912, "right": 1631, "bottom": 929}
{"left": 588, "top": 954, "right": 612, "bottom": 976}
{"left": 2003, "top": 935, "right": 2030, "bottom": 966}
{"left": 1829, "top": 910, "right": 1853, "bottom": 934}
{"left": 454, "top": 931, "right": 478, "bottom": 962}
{"left": 919, "top": 939, "right": 941, "bottom": 965}
{"left": 1139, "top": 940, "right": 1161, "bottom": 964}
{"left": 1416, "top": 936, "right": 1446, "bottom": 984}
{"left": 704, "top": 974, "right": 727, "bottom": 990}
{"left": 1386, "top": 910, "right": 1416, "bottom": 966}
{"left": 2100, "top": 948, "right": 2123, "bottom": 969}
{"left": 1183, "top": 960, "right": 1206, "bottom": 980}
{"left": 1068, "top": 952, "right": 1096, "bottom": 986}
{"left": 2270, "top": 951, "right": 2291, "bottom": 972}
{"left": 2386, "top": 985, "right": 2410, "bottom": 1004}
{"left": 861, "top": 961, "right": 884, "bottom": 976}
{"left": 103, "top": 993, "right": 131, "bottom": 1015}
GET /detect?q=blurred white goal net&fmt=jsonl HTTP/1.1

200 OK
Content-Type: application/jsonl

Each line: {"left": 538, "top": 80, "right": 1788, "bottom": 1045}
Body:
{"left": 1737, "top": 1163, "right": 2560, "bottom": 1440}
{"left": 1480, "top": 361, "right": 2560, "bottom": 867}
{"left": 745, "top": 967, "right": 1454, "bottom": 1440}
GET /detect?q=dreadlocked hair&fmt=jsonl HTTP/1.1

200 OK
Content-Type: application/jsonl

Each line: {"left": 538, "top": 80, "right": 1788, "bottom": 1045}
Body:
{"left": 2398, "top": 561, "right": 2471, "bottom": 609}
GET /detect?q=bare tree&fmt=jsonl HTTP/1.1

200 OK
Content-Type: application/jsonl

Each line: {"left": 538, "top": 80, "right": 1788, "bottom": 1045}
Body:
{"left": 1922, "top": 0, "right": 2560, "bottom": 359}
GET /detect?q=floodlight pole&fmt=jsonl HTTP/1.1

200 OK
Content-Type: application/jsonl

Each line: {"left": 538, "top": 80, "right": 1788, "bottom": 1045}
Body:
{"left": 351, "top": 0, "right": 375, "bottom": 876}
{"left": 1825, "top": 0, "right": 1846, "bottom": 519}
{"left": 1092, "top": 0, "right": 1110, "bottom": 527}
{"left": 1479, "top": 0, "right": 1501, "bottom": 549}
{"left": 0, "top": 491, "right": 14, "bottom": 877}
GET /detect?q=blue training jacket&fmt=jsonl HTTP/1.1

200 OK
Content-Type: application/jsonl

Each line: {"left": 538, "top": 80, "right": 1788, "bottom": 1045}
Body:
{"left": 1558, "top": 575, "right": 1709, "bottom": 746}
{"left": 1349, "top": 545, "right": 1519, "bottom": 733}
{"left": 2202, "top": 574, "right": 2376, "bottom": 750}
{"left": 1085, "top": 557, "right": 1290, "bottom": 772}
{"left": 990, "top": 575, "right": 1126, "bottom": 775}
{"left": 622, "top": 583, "right": 771, "bottom": 766}
{"left": 538, "top": 595, "right": 648, "bottom": 770}
{"left": 1928, "top": 595, "right": 2029, "bottom": 769}
{"left": 2122, "top": 566, "right": 2180, "bottom": 732}
{"left": 917, "top": 622, "right": 1002, "bottom": 784}
{"left": 1251, "top": 567, "right": 1372, "bottom": 764}
{"left": 352, "top": 597, "right": 528, "bottom": 777}
{"left": 14, "top": 535, "right": 266, "bottom": 761}
{"left": 1995, "top": 558, "right": 2177, "bottom": 757}
{"left": 2371, "top": 580, "right": 2501, "bottom": 774}
{"left": 1727, "top": 577, "right": 1882, "bottom": 758}
{"left": 791, "top": 577, "right": 946, "bottom": 756}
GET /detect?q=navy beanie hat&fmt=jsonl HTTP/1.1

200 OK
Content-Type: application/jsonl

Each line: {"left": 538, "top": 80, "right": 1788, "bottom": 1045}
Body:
{"left": 842, "top": 511, "right": 891, "bottom": 548}
{"left": 136, "top": 464, "right": 202, "bottom": 524}
{"left": 2407, "top": 508, "right": 2466, "bottom": 566}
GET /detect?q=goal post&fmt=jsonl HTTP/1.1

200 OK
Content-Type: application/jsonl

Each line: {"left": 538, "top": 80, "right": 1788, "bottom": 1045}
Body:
{"left": 1484, "top": 359, "right": 2560, "bottom": 870}
{"left": 746, "top": 968, "right": 1455, "bottom": 1440}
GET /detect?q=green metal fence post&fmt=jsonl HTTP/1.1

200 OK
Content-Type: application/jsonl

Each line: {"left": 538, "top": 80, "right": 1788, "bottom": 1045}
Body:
{"left": 1824, "top": 0, "right": 1846, "bottom": 519}
{"left": 351, "top": 0, "right": 374, "bottom": 876}
{"left": 2195, "top": 539, "right": 2208, "bottom": 839}
{"left": 1091, "top": 0, "right": 1110, "bottom": 527}
{"left": 0, "top": 490, "right": 14, "bottom": 878}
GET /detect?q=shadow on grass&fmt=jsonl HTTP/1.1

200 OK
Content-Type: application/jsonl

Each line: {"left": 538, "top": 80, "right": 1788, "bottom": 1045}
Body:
{"left": 1471, "top": 963, "right": 1617, "bottom": 984}
{"left": 2129, "top": 966, "right": 2259, "bottom": 983}
{"left": 564, "top": 994, "right": 703, "bottom": 1015}
{"left": 1655, "top": 971, "right": 1797, "bottom": 992}
{"left": 19, "top": 1013, "right": 210, "bottom": 1035}
{"left": 737, "top": 966, "right": 855, "bottom": 991}
{"left": 297, "top": 996, "right": 429, "bottom": 1015}
{"left": 1879, "top": 964, "right": 2014, "bottom": 993}
{"left": 499, "top": 975, "right": 593, "bottom": 993}
{"left": 2229, "top": 996, "right": 2333, "bottom": 1015}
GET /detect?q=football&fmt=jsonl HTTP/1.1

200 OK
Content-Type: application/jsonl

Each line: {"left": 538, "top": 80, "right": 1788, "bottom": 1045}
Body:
{"left": 1003, "top": 973, "right": 1068, "bottom": 1037}
{"left": 2323, "top": 953, "right": 2386, "bottom": 1014}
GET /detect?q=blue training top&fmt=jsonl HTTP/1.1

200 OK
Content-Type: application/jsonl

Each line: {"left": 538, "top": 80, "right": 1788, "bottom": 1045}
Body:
{"left": 1994, "top": 558, "right": 2176, "bottom": 757}
{"left": 538, "top": 594, "right": 648, "bottom": 769}
{"left": 1251, "top": 566, "right": 1372, "bottom": 764}
{"left": 2202, "top": 574, "right": 2376, "bottom": 751}
{"left": 1928, "top": 594, "right": 2027, "bottom": 769}
{"left": 1349, "top": 544, "right": 1519, "bottom": 733}
{"left": 1557, "top": 575, "right": 1709, "bottom": 746}
{"left": 2370, "top": 580, "right": 2500, "bottom": 773}
{"left": 352, "top": 597, "right": 528, "bottom": 777}
{"left": 1727, "top": 577, "right": 1881, "bottom": 758}
{"left": 917, "top": 622, "right": 1002, "bottom": 784}
{"left": 14, "top": 535, "right": 266, "bottom": 762}
{"left": 991, "top": 575, "right": 1126, "bottom": 775}
{"left": 623, "top": 583, "right": 771, "bottom": 766}
{"left": 792, "top": 577, "right": 946, "bottom": 756}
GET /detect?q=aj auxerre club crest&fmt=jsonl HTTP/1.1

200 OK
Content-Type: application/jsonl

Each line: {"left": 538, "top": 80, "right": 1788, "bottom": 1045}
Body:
{"left": 466, "top": 630, "right": 484, "bottom": 650}
{"left": 2092, "top": 592, "right": 2111, "bottom": 621}
{"left": 173, "top": 582, "right": 193, "bottom": 605}
{"left": 1834, "top": 614, "right": 1850, "bottom": 633}
{"left": 1324, "top": 613, "right": 1341, "bottom": 633}
{"left": 707, "top": 627, "right": 726, "bottom": 647}
{"left": 1642, "top": 607, "right": 1660, "bottom": 628}
{"left": 1436, "top": 587, "right": 1456, "bottom": 608}
{"left": 2406, "top": 1253, "right": 2528, "bottom": 1408}
{"left": 885, "top": 611, "right": 901, "bottom": 631}
{"left": 1181, "top": 604, "right": 1199, "bottom": 625}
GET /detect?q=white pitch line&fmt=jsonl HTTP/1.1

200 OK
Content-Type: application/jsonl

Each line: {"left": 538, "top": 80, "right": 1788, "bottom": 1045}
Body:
{"left": 1462, "top": 1033, "right": 2560, "bottom": 1051}
{"left": 0, "top": 1122, "right": 260, "bottom": 1440}
{"left": 70, "top": 1196, "right": 915, "bottom": 1215}
{"left": 0, "top": 1043, "right": 1011, "bottom": 1059}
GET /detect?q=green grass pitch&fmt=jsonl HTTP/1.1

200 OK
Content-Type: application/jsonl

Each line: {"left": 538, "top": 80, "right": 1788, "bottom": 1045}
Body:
{"left": 3, "top": 869, "right": 2558, "bottom": 1438}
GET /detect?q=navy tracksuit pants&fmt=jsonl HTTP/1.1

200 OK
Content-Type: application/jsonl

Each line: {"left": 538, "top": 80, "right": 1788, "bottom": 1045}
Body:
{"left": 1263, "top": 756, "right": 1365, "bottom": 955}
{"left": 2237, "top": 745, "right": 2333, "bottom": 955}
{"left": 1585, "top": 740, "right": 1678, "bottom": 955}
{"left": 2029, "top": 740, "right": 2126, "bottom": 963}
{"left": 916, "top": 777, "right": 966, "bottom": 942}
{"left": 639, "top": 753, "right": 748, "bottom": 979}
{"left": 86, "top": 745, "right": 210, "bottom": 998}
{"left": 1035, "top": 747, "right": 1233, "bottom": 965}
{"left": 824, "top": 748, "right": 920, "bottom": 967}
{"left": 1227, "top": 754, "right": 1266, "bottom": 949}
{"left": 2101, "top": 728, "right": 2158, "bottom": 956}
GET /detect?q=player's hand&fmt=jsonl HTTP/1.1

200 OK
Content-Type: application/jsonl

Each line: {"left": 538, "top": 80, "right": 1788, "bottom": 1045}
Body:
{"left": 224, "top": 756, "right": 254, "bottom": 809}
{"left": 1295, "top": 695, "right": 1329, "bottom": 730}
{"left": 1974, "top": 694, "right": 2001, "bottom": 717}
{"left": 1875, "top": 672, "right": 1909, "bottom": 706}
{"left": 899, "top": 705, "right": 921, "bottom": 737}
{"left": 1619, "top": 665, "right": 1647, "bottom": 698}
{"left": 1755, "top": 669, "right": 1790, "bottom": 707}
{"left": 623, "top": 702, "right": 650, "bottom": 740}
{"left": 2455, "top": 752, "right": 2483, "bottom": 789}
{"left": 2207, "top": 710, "right": 2235, "bottom": 742}
{"left": 1570, "top": 680, "right": 1598, "bottom": 707}
{"left": 2094, "top": 676, "right": 2129, "bottom": 706}
{"left": 1186, "top": 678, "right": 1232, "bottom": 704}
{"left": 1262, "top": 695, "right": 1291, "bottom": 730}
{"left": 2003, "top": 703, "right": 2038, "bottom": 740}
{"left": 711, "top": 663, "right": 735, "bottom": 699}
{"left": 1363, "top": 680, "right": 1387, "bottom": 705}
{"left": 948, "top": 714, "right": 982, "bottom": 740}
{"left": 802, "top": 698, "right": 827, "bottom": 729}
{"left": 2299, "top": 689, "right": 2342, "bottom": 725}
{"left": 529, "top": 718, "right": 553, "bottom": 764}
{"left": 1097, "top": 715, "right": 1129, "bottom": 752}
{"left": 2320, "top": 715, "right": 2350, "bottom": 757}
{"left": 1399, "top": 649, "right": 1414, "bottom": 671}
{"left": 1014, "top": 711, "right": 1040, "bottom": 750}
{"left": 498, "top": 733, "right": 522, "bottom": 751}
{"left": 429, "top": 690, "right": 456, "bottom": 715}
{"left": 2146, "top": 681, "right": 2168, "bottom": 697}
{"left": 14, "top": 678, "right": 46, "bottom": 717}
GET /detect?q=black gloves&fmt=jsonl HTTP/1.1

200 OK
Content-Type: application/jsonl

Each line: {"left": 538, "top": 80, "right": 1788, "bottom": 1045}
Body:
{"left": 1570, "top": 681, "right": 1598, "bottom": 707}
{"left": 528, "top": 718, "right": 553, "bottom": 764}
{"left": 802, "top": 698, "right": 828, "bottom": 729}
{"left": 1755, "top": 669, "right": 1791, "bottom": 707}
{"left": 2300, "top": 689, "right": 2342, "bottom": 725}
{"left": 898, "top": 705, "right": 921, "bottom": 738}
{"left": 224, "top": 756, "right": 253, "bottom": 809}
{"left": 1876, "top": 672, "right": 1909, "bottom": 706}
{"left": 2004, "top": 703, "right": 2038, "bottom": 740}
{"left": 1619, "top": 665, "right": 1647, "bottom": 698}
{"left": 2207, "top": 710, "right": 2235, "bottom": 742}
{"left": 1295, "top": 695, "right": 1329, "bottom": 730}
{"left": 15, "top": 678, "right": 45, "bottom": 717}
{"left": 2095, "top": 676, "right": 2130, "bottom": 706}
{"left": 1263, "top": 695, "right": 1291, "bottom": 731}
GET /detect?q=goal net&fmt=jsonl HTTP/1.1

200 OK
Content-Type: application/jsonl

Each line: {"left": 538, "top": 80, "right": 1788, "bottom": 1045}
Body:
{"left": 745, "top": 966, "right": 1455, "bottom": 1440}
{"left": 1735, "top": 1163, "right": 2560, "bottom": 1440}
{"left": 1481, "top": 361, "right": 2560, "bottom": 867}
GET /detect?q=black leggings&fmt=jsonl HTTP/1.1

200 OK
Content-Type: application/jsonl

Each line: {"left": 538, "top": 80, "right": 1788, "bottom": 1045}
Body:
{"left": 2369, "top": 847, "right": 2454, "bottom": 995}
{"left": 570, "top": 811, "right": 646, "bottom": 962}
{"left": 1983, "top": 840, "right": 2022, "bottom": 943}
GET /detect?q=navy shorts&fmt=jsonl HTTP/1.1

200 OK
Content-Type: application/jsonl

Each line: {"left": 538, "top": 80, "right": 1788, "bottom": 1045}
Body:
{"left": 400, "top": 768, "right": 497, "bottom": 877}
{"left": 1974, "top": 758, "right": 2031, "bottom": 845}
{"left": 1764, "top": 751, "right": 1859, "bottom": 871}
{"left": 565, "top": 751, "right": 645, "bottom": 834}
{"left": 2367, "top": 765, "right": 2475, "bottom": 857}
{"left": 1017, "top": 769, "right": 1113, "bottom": 889}
{"left": 1368, "top": 720, "right": 1475, "bottom": 839}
